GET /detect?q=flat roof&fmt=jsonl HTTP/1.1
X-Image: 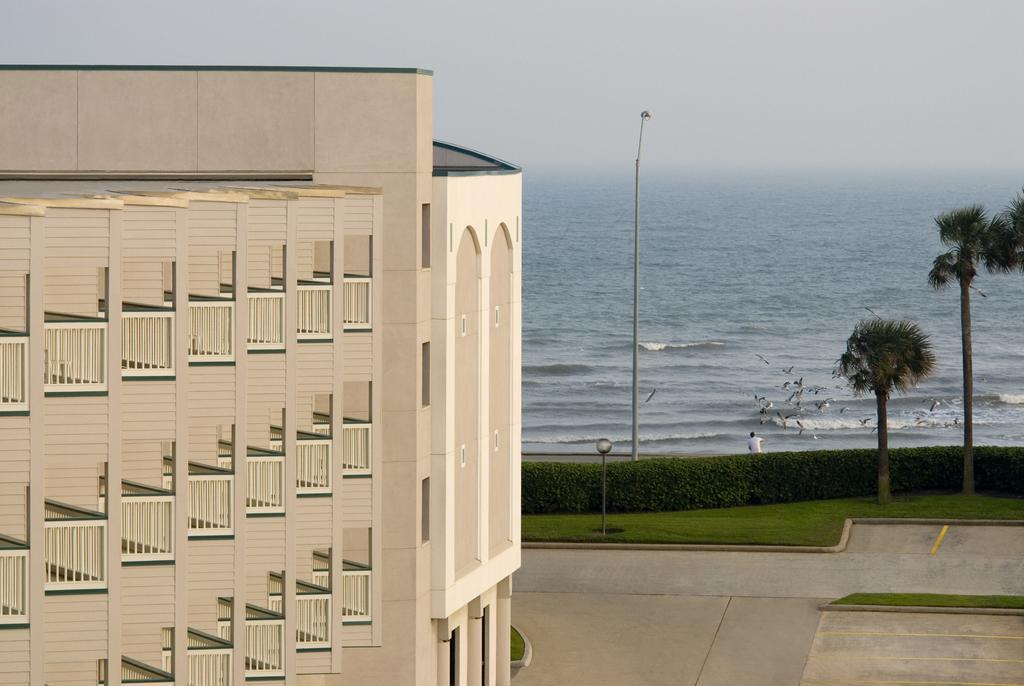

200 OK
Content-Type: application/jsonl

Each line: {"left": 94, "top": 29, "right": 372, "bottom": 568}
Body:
{"left": 433, "top": 141, "right": 521, "bottom": 177}
{"left": 0, "top": 64, "right": 432, "bottom": 75}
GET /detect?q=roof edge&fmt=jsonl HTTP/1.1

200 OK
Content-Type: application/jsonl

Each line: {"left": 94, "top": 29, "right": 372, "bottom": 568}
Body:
{"left": 0, "top": 64, "right": 432, "bottom": 75}
{"left": 433, "top": 140, "right": 521, "bottom": 174}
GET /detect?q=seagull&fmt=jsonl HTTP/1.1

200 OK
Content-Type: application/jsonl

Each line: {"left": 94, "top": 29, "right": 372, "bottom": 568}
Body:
{"left": 796, "top": 420, "right": 806, "bottom": 436}
{"left": 642, "top": 388, "right": 657, "bottom": 405}
{"left": 864, "top": 306, "right": 880, "bottom": 318}
{"left": 782, "top": 366, "right": 794, "bottom": 374}
{"left": 930, "top": 400, "right": 940, "bottom": 412}
{"left": 777, "top": 412, "right": 794, "bottom": 429}
{"left": 971, "top": 285, "right": 987, "bottom": 298}
{"left": 840, "top": 407, "right": 848, "bottom": 414}
{"left": 756, "top": 354, "right": 770, "bottom": 366}
{"left": 860, "top": 417, "right": 872, "bottom": 426}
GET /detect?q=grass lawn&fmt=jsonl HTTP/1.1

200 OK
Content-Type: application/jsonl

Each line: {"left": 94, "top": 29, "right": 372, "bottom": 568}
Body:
{"left": 834, "top": 593, "right": 1024, "bottom": 610}
{"left": 522, "top": 494, "right": 1023, "bottom": 547}
{"left": 511, "top": 626, "right": 525, "bottom": 662}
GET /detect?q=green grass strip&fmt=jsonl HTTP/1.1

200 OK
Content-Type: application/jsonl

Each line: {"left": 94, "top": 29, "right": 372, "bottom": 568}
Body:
{"left": 833, "top": 593, "right": 1024, "bottom": 610}
{"left": 511, "top": 626, "right": 525, "bottom": 662}
{"left": 522, "top": 494, "right": 1023, "bottom": 547}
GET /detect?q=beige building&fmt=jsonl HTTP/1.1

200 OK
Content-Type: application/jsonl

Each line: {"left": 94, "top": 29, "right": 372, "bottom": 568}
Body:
{"left": 0, "top": 66, "right": 521, "bottom": 686}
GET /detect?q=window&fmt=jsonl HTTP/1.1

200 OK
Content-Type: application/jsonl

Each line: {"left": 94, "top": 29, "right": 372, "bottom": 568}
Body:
{"left": 421, "top": 204, "right": 431, "bottom": 268}
{"left": 482, "top": 606, "right": 490, "bottom": 686}
{"left": 494, "top": 305, "right": 500, "bottom": 328}
{"left": 449, "top": 627, "right": 460, "bottom": 686}
{"left": 421, "top": 477, "right": 430, "bottom": 543}
{"left": 460, "top": 444, "right": 466, "bottom": 467}
{"left": 493, "top": 430, "right": 499, "bottom": 452}
{"left": 460, "top": 315, "right": 467, "bottom": 337}
{"left": 421, "top": 342, "right": 430, "bottom": 407}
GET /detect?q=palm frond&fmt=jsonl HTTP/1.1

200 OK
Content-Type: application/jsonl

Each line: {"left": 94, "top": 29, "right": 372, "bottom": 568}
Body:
{"left": 838, "top": 318, "right": 937, "bottom": 398}
{"left": 934, "top": 205, "right": 988, "bottom": 248}
{"left": 928, "top": 251, "right": 958, "bottom": 289}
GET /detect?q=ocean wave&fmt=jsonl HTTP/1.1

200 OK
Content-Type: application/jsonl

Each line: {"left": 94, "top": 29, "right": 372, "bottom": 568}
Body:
{"left": 527, "top": 430, "right": 722, "bottom": 445}
{"left": 640, "top": 341, "right": 726, "bottom": 352}
{"left": 522, "top": 363, "right": 594, "bottom": 377}
{"left": 996, "top": 394, "right": 1024, "bottom": 405}
{"left": 768, "top": 414, "right": 982, "bottom": 431}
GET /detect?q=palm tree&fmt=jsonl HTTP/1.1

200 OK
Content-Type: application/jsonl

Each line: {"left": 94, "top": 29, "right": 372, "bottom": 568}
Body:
{"left": 838, "top": 319, "right": 936, "bottom": 505}
{"left": 995, "top": 190, "right": 1024, "bottom": 270}
{"left": 928, "top": 206, "right": 1008, "bottom": 495}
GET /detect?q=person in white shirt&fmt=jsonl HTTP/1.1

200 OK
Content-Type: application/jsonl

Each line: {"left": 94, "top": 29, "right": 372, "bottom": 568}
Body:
{"left": 748, "top": 431, "right": 765, "bottom": 454}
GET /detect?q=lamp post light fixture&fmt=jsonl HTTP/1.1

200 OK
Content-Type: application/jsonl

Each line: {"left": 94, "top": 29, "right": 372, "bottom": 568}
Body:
{"left": 632, "top": 110, "right": 652, "bottom": 462}
{"left": 596, "top": 438, "right": 613, "bottom": 535}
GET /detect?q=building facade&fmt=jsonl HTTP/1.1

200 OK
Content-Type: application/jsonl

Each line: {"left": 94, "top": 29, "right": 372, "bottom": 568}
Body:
{"left": 0, "top": 66, "right": 521, "bottom": 686}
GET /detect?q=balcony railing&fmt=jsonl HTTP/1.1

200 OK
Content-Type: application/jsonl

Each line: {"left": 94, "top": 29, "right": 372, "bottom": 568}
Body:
{"left": 246, "top": 448, "right": 284, "bottom": 514}
{"left": 343, "top": 421, "right": 371, "bottom": 476}
{"left": 248, "top": 291, "right": 284, "bottom": 350}
{"left": 44, "top": 500, "right": 107, "bottom": 591}
{"left": 0, "top": 334, "right": 28, "bottom": 410}
{"left": 342, "top": 560, "right": 371, "bottom": 622}
{"left": 44, "top": 314, "right": 107, "bottom": 392}
{"left": 122, "top": 307, "right": 174, "bottom": 377}
{"left": 297, "top": 437, "right": 332, "bottom": 494}
{"left": 0, "top": 535, "right": 28, "bottom": 624}
{"left": 98, "top": 656, "right": 174, "bottom": 685}
{"left": 343, "top": 277, "right": 371, "bottom": 330}
{"left": 188, "top": 299, "right": 234, "bottom": 363}
{"left": 297, "top": 283, "right": 332, "bottom": 340}
{"left": 266, "top": 573, "right": 331, "bottom": 648}
{"left": 184, "top": 462, "right": 234, "bottom": 537}
{"left": 100, "top": 478, "right": 174, "bottom": 562}
{"left": 312, "top": 550, "right": 330, "bottom": 589}
{"left": 219, "top": 599, "right": 284, "bottom": 678}
{"left": 312, "top": 411, "right": 331, "bottom": 436}
{"left": 162, "top": 627, "right": 233, "bottom": 686}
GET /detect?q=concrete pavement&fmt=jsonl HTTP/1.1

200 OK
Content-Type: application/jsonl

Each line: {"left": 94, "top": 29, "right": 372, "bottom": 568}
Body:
{"left": 801, "top": 609, "right": 1024, "bottom": 685}
{"left": 512, "top": 523, "right": 1024, "bottom": 685}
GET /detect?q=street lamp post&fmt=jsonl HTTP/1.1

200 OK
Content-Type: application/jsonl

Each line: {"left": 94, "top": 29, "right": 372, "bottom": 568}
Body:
{"left": 632, "top": 110, "right": 652, "bottom": 462}
{"left": 596, "top": 438, "right": 613, "bottom": 535}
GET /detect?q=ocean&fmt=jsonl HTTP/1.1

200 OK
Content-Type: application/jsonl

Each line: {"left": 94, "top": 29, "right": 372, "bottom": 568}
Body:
{"left": 521, "top": 168, "right": 1024, "bottom": 456}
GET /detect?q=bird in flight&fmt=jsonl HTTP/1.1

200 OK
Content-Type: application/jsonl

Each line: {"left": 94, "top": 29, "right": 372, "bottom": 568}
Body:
{"left": 756, "top": 354, "right": 770, "bottom": 366}
{"left": 642, "top": 389, "right": 657, "bottom": 405}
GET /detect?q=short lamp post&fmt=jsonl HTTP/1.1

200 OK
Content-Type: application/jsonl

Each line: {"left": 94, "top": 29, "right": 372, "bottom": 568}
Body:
{"left": 596, "top": 438, "right": 613, "bottom": 535}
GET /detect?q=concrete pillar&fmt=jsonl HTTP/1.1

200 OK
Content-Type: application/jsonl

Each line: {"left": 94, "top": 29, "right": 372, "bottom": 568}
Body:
{"left": 495, "top": 578, "right": 512, "bottom": 686}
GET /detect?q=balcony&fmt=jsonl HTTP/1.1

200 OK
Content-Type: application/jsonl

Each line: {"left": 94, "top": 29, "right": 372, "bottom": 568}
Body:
{"left": 217, "top": 442, "right": 285, "bottom": 515}
{"left": 44, "top": 313, "right": 107, "bottom": 393}
{"left": 343, "top": 276, "right": 371, "bottom": 331}
{"left": 297, "top": 282, "right": 332, "bottom": 341}
{"left": 0, "top": 534, "right": 28, "bottom": 624}
{"left": 188, "top": 297, "right": 234, "bottom": 363}
{"left": 312, "top": 411, "right": 331, "bottom": 436}
{"left": 267, "top": 572, "right": 331, "bottom": 649}
{"left": 247, "top": 290, "right": 284, "bottom": 351}
{"left": 0, "top": 331, "right": 28, "bottom": 411}
{"left": 98, "top": 656, "right": 174, "bottom": 685}
{"left": 342, "top": 420, "right": 371, "bottom": 476}
{"left": 44, "top": 499, "right": 107, "bottom": 591}
{"left": 271, "top": 426, "right": 332, "bottom": 494}
{"left": 99, "top": 477, "right": 174, "bottom": 563}
{"left": 121, "top": 304, "right": 174, "bottom": 377}
{"left": 219, "top": 598, "right": 285, "bottom": 679}
{"left": 341, "top": 560, "right": 372, "bottom": 622}
{"left": 161, "top": 626, "right": 232, "bottom": 686}
{"left": 173, "top": 460, "right": 233, "bottom": 538}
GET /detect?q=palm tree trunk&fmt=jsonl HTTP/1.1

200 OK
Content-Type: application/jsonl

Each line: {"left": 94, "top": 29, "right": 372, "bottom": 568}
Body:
{"left": 876, "top": 391, "right": 891, "bottom": 505}
{"left": 960, "top": 279, "right": 975, "bottom": 494}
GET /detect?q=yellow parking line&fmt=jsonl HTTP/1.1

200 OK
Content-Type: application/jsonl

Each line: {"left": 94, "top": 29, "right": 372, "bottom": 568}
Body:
{"left": 930, "top": 524, "right": 950, "bottom": 555}
{"left": 819, "top": 631, "right": 1024, "bottom": 641}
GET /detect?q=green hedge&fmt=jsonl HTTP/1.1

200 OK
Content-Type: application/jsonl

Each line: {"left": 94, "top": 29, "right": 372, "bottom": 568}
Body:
{"left": 522, "top": 446, "right": 1024, "bottom": 514}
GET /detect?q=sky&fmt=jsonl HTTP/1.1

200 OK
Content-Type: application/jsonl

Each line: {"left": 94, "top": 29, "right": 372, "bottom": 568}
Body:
{"left": 2, "top": 0, "right": 1022, "bottom": 172}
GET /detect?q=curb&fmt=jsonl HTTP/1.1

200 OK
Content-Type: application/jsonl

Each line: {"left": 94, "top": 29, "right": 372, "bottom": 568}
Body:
{"left": 522, "top": 518, "right": 1024, "bottom": 554}
{"left": 510, "top": 624, "right": 532, "bottom": 669}
{"left": 822, "top": 603, "right": 1024, "bottom": 617}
